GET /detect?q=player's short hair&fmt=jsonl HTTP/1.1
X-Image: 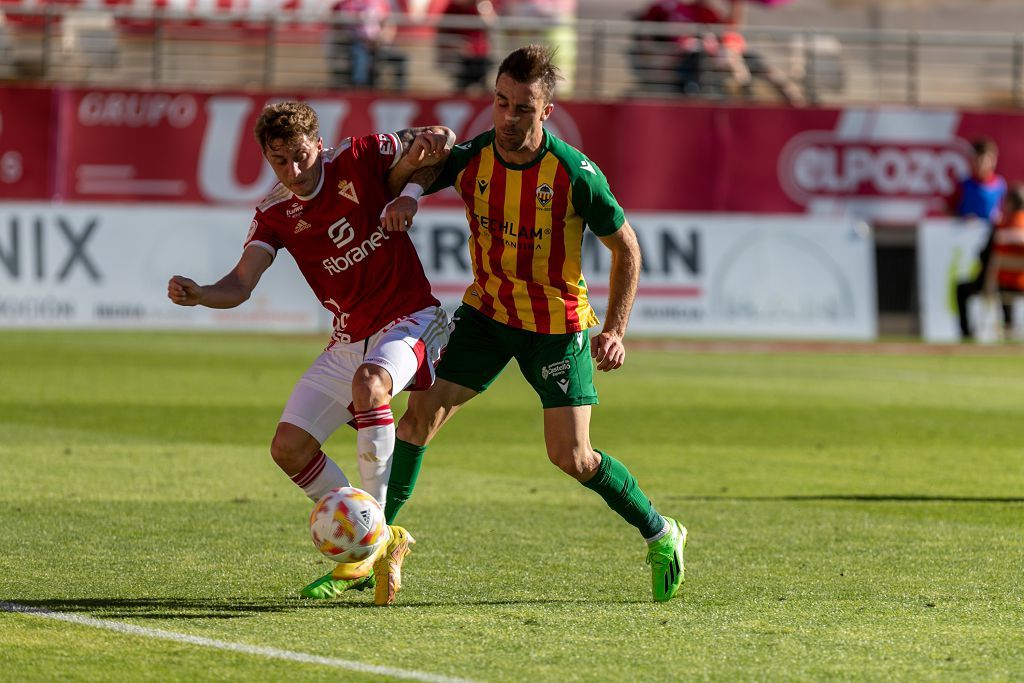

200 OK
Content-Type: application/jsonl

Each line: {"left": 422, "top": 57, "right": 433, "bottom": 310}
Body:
{"left": 972, "top": 136, "right": 998, "bottom": 158}
{"left": 496, "top": 45, "right": 562, "bottom": 103}
{"left": 254, "top": 102, "right": 320, "bottom": 151}
{"left": 1007, "top": 183, "right": 1024, "bottom": 212}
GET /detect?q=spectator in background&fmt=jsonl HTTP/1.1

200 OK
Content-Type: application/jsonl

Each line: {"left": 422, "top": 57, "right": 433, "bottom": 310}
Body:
{"left": 632, "top": 0, "right": 729, "bottom": 94}
{"left": 984, "top": 183, "right": 1024, "bottom": 337}
{"left": 327, "top": 0, "right": 407, "bottom": 90}
{"left": 437, "top": 0, "right": 497, "bottom": 93}
{"left": 632, "top": 0, "right": 803, "bottom": 105}
{"left": 952, "top": 137, "right": 1008, "bottom": 339}
{"left": 501, "top": 0, "right": 577, "bottom": 94}
{"left": 641, "top": 0, "right": 726, "bottom": 25}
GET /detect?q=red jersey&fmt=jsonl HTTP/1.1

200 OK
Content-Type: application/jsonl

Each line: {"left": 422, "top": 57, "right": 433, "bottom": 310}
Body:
{"left": 245, "top": 133, "right": 439, "bottom": 344}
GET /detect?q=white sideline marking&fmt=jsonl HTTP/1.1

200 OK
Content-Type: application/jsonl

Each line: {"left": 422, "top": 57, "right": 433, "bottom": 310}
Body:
{"left": 1, "top": 601, "right": 479, "bottom": 683}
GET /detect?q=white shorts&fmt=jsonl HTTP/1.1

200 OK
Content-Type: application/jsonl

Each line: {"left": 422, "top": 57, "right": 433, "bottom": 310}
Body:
{"left": 280, "top": 305, "right": 450, "bottom": 445}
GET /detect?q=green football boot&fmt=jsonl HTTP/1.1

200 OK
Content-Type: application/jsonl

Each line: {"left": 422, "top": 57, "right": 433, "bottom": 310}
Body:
{"left": 646, "top": 517, "right": 687, "bottom": 602}
{"left": 300, "top": 571, "right": 375, "bottom": 599}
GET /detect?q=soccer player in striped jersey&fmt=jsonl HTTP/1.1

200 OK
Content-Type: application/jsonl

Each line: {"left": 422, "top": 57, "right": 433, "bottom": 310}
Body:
{"left": 382, "top": 45, "right": 688, "bottom": 602}
{"left": 167, "top": 102, "right": 453, "bottom": 605}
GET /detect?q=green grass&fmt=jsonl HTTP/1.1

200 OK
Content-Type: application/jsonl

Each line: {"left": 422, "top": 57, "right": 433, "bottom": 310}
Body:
{"left": 1, "top": 331, "right": 1022, "bottom": 682}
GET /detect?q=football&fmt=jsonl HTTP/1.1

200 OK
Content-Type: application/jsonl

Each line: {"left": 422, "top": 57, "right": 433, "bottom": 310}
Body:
{"left": 309, "top": 487, "right": 387, "bottom": 563}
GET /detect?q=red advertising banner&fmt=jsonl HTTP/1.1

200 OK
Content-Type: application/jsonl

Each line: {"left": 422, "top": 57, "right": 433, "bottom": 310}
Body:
{"left": 0, "top": 86, "right": 56, "bottom": 200}
{"left": 10, "top": 85, "right": 1024, "bottom": 222}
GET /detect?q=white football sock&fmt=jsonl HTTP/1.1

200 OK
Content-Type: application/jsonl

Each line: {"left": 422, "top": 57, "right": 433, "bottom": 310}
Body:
{"left": 290, "top": 450, "right": 349, "bottom": 502}
{"left": 353, "top": 405, "right": 395, "bottom": 504}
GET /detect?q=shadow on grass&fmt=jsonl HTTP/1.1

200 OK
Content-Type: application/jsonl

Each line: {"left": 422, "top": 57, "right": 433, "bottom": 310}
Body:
{"left": 5, "top": 597, "right": 295, "bottom": 620}
{"left": 306, "top": 597, "right": 653, "bottom": 609}
{"left": 673, "top": 494, "right": 1024, "bottom": 504}
{"left": 6, "top": 595, "right": 649, "bottom": 618}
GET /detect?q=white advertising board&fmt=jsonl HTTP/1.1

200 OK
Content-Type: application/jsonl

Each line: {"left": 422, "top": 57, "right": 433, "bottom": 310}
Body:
{"left": 601, "top": 213, "right": 876, "bottom": 339}
{"left": 917, "top": 217, "right": 990, "bottom": 343}
{"left": 0, "top": 204, "right": 876, "bottom": 339}
{"left": 0, "top": 203, "right": 322, "bottom": 330}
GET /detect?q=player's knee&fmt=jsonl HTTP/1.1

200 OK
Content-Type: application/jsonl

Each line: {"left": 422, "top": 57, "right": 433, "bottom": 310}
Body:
{"left": 270, "top": 431, "right": 314, "bottom": 474}
{"left": 352, "top": 365, "right": 392, "bottom": 411}
{"left": 547, "top": 445, "right": 599, "bottom": 480}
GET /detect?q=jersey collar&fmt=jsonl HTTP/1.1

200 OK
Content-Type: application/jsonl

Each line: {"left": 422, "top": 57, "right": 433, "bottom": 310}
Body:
{"left": 491, "top": 129, "right": 550, "bottom": 171}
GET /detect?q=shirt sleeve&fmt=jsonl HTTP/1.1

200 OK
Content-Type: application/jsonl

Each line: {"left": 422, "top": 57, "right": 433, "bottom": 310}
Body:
{"left": 572, "top": 160, "right": 626, "bottom": 237}
{"left": 351, "top": 133, "right": 401, "bottom": 176}
{"left": 244, "top": 212, "right": 282, "bottom": 259}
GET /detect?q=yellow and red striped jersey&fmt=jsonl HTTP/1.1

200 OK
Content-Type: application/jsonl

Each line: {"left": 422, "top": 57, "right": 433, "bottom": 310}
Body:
{"left": 428, "top": 129, "right": 625, "bottom": 334}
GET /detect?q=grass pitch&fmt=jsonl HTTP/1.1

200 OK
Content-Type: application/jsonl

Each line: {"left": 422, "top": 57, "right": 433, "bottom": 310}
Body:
{"left": 0, "top": 331, "right": 1022, "bottom": 682}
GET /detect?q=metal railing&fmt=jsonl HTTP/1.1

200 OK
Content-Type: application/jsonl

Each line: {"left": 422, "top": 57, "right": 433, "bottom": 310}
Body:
{"left": 2, "top": 6, "right": 1023, "bottom": 108}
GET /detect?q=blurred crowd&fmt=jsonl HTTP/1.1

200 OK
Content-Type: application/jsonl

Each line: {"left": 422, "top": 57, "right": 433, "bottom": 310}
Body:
{"left": 324, "top": 0, "right": 804, "bottom": 104}
{"left": 0, "top": 0, "right": 805, "bottom": 104}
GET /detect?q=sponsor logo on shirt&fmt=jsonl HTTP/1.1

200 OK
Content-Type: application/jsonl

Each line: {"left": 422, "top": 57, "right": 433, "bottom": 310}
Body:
{"left": 377, "top": 134, "right": 395, "bottom": 156}
{"left": 286, "top": 202, "right": 303, "bottom": 218}
{"left": 294, "top": 219, "right": 311, "bottom": 234}
{"left": 477, "top": 178, "right": 488, "bottom": 194}
{"left": 328, "top": 217, "right": 355, "bottom": 248}
{"left": 322, "top": 225, "right": 391, "bottom": 275}
{"left": 579, "top": 159, "right": 596, "bottom": 175}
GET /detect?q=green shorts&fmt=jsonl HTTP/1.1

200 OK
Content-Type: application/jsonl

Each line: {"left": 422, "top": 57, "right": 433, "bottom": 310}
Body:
{"left": 436, "top": 304, "right": 599, "bottom": 409}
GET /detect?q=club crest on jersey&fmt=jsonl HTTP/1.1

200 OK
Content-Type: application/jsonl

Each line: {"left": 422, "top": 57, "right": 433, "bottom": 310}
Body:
{"left": 338, "top": 179, "right": 359, "bottom": 204}
{"left": 286, "top": 202, "right": 303, "bottom": 218}
{"left": 536, "top": 183, "right": 553, "bottom": 208}
{"left": 294, "top": 219, "right": 311, "bottom": 234}
{"left": 477, "top": 178, "right": 488, "bottom": 194}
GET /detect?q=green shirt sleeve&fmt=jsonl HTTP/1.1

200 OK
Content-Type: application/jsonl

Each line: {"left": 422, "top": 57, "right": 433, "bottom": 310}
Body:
{"left": 547, "top": 133, "right": 626, "bottom": 236}
{"left": 571, "top": 162, "right": 626, "bottom": 237}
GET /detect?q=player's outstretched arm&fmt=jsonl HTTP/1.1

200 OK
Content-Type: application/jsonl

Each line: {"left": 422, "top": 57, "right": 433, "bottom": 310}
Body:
{"left": 592, "top": 221, "right": 642, "bottom": 372}
{"left": 167, "top": 246, "right": 273, "bottom": 309}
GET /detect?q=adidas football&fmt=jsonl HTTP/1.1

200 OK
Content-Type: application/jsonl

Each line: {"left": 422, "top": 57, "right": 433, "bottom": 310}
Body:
{"left": 309, "top": 487, "right": 387, "bottom": 563}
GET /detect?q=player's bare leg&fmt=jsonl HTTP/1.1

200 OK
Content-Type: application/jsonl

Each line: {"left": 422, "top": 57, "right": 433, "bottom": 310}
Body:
{"left": 385, "top": 379, "right": 478, "bottom": 523}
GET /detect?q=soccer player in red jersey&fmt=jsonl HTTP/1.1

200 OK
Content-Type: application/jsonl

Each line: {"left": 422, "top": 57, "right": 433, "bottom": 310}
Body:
{"left": 167, "top": 102, "right": 452, "bottom": 605}
{"left": 383, "top": 46, "right": 688, "bottom": 602}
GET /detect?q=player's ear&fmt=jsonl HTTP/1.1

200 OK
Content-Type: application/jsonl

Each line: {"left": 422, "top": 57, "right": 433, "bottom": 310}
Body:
{"left": 317, "top": 137, "right": 324, "bottom": 152}
{"left": 541, "top": 103, "right": 554, "bottom": 121}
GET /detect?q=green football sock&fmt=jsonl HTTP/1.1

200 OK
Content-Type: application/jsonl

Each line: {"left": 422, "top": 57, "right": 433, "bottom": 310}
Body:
{"left": 384, "top": 439, "right": 427, "bottom": 524}
{"left": 581, "top": 451, "right": 666, "bottom": 539}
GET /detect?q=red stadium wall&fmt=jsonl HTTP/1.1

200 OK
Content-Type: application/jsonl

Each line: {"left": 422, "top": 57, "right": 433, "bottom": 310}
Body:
{"left": 5, "top": 85, "right": 1024, "bottom": 221}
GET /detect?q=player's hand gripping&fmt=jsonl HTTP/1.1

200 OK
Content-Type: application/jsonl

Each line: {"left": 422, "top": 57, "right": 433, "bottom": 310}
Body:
{"left": 406, "top": 130, "right": 449, "bottom": 168}
{"left": 167, "top": 275, "right": 203, "bottom": 306}
{"left": 380, "top": 194, "right": 418, "bottom": 232}
{"left": 380, "top": 130, "right": 451, "bottom": 232}
{"left": 591, "top": 331, "right": 626, "bottom": 372}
